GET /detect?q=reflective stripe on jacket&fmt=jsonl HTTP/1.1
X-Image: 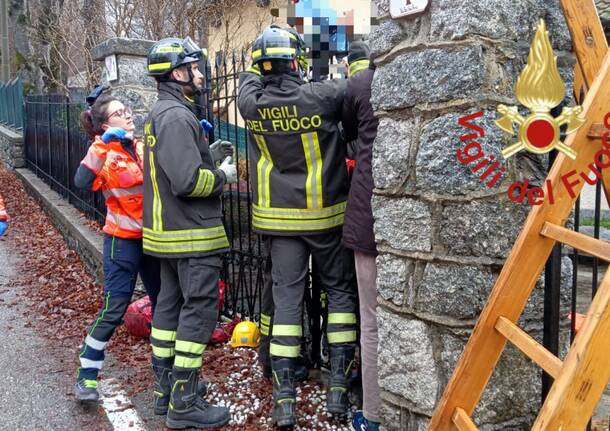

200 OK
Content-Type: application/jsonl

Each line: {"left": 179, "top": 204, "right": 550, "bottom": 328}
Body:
{"left": 142, "top": 82, "right": 229, "bottom": 258}
{"left": 0, "top": 193, "right": 8, "bottom": 221}
{"left": 237, "top": 72, "right": 348, "bottom": 236}
{"left": 78, "top": 136, "right": 144, "bottom": 239}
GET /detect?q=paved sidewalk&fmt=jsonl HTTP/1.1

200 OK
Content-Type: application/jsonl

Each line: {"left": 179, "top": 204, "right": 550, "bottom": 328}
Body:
{"left": 0, "top": 239, "right": 112, "bottom": 431}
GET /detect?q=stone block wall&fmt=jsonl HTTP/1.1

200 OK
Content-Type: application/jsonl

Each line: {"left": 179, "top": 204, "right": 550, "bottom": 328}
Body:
{"left": 0, "top": 125, "right": 25, "bottom": 168}
{"left": 369, "top": 0, "right": 574, "bottom": 428}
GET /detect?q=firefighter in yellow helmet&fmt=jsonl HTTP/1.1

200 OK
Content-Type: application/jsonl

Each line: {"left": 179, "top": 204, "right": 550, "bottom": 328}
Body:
{"left": 238, "top": 26, "right": 358, "bottom": 427}
{"left": 143, "top": 37, "right": 236, "bottom": 429}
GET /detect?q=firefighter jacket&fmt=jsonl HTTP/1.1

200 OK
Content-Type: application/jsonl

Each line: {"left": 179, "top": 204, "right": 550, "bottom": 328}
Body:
{"left": 0, "top": 193, "right": 8, "bottom": 221}
{"left": 76, "top": 136, "right": 144, "bottom": 239}
{"left": 142, "top": 81, "right": 229, "bottom": 258}
{"left": 237, "top": 71, "right": 348, "bottom": 236}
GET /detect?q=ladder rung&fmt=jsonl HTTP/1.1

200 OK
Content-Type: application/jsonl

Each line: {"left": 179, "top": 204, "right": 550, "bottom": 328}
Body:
{"left": 495, "top": 316, "right": 563, "bottom": 379}
{"left": 540, "top": 222, "right": 610, "bottom": 262}
{"left": 587, "top": 122, "right": 606, "bottom": 139}
{"left": 452, "top": 408, "right": 478, "bottom": 431}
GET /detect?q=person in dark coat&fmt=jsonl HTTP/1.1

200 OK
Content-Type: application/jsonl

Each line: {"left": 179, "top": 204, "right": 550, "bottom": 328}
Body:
{"left": 341, "top": 42, "right": 381, "bottom": 431}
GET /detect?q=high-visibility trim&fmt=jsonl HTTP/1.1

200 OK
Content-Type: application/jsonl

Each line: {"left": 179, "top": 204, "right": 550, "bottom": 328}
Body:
{"left": 174, "top": 355, "right": 202, "bottom": 369}
{"left": 85, "top": 335, "right": 108, "bottom": 351}
{"left": 175, "top": 340, "right": 206, "bottom": 355}
{"left": 328, "top": 313, "right": 357, "bottom": 325}
{"left": 151, "top": 327, "right": 177, "bottom": 342}
{"left": 143, "top": 226, "right": 226, "bottom": 241}
{"left": 301, "top": 132, "right": 323, "bottom": 209}
{"left": 83, "top": 379, "right": 98, "bottom": 389}
{"left": 152, "top": 346, "right": 175, "bottom": 358}
{"left": 156, "top": 47, "right": 183, "bottom": 53}
{"left": 149, "top": 152, "right": 163, "bottom": 231}
{"left": 82, "top": 152, "right": 105, "bottom": 173}
{"left": 270, "top": 343, "right": 300, "bottom": 358}
{"left": 349, "top": 59, "right": 370, "bottom": 76}
{"left": 327, "top": 330, "right": 357, "bottom": 344}
{"left": 266, "top": 47, "right": 296, "bottom": 55}
{"left": 80, "top": 358, "right": 104, "bottom": 369}
{"left": 253, "top": 202, "right": 346, "bottom": 219}
{"left": 143, "top": 226, "right": 229, "bottom": 254}
{"left": 188, "top": 169, "right": 215, "bottom": 197}
{"left": 103, "top": 185, "right": 144, "bottom": 199}
{"left": 106, "top": 210, "right": 142, "bottom": 231}
{"left": 272, "top": 324, "right": 303, "bottom": 337}
{"left": 260, "top": 313, "right": 271, "bottom": 324}
{"left": 148, "top": 62, "right": 172, "bottom": 71}
{"left": 247, "top": 65, "right": 262, "bottom": 76}
{"left": 260, "top": 327, "right": 269, "bottom": 336}
{"left": 252, "top": 47, "right": 296, "bottom": 60}
{"left": 254, "top": 134, "right": 273, "bottom": 207}
{"left": 253, "top": 213, "right": 344, "bottom": 231}
{"left": 143, "top": 237, "right": 229, "bottom": 253}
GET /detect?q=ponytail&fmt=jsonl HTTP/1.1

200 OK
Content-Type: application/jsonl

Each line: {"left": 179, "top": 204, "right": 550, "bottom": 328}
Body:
{"left": 79, "top": 109, "right": 96, "bottom": 139}
{"left": 79, "top": 92, "right": 117, "bottom": 139}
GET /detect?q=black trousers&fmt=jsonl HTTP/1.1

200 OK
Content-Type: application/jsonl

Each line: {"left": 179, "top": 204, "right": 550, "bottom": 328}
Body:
{"left": 268, "top": 232, "right": 357, "bottom": 359}
{"left": 150, "top": 255, "right": 221, "bottom": 370}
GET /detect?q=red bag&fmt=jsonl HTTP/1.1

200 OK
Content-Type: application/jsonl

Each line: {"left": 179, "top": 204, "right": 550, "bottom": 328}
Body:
{"left": 124, "top": 280, "right": 227, "bottom": 338}
{"left": 209, "top": 316, "right": 241, "bottom": 344}
{"left": 124, "top": 295, "right": 153, "bottom": 338}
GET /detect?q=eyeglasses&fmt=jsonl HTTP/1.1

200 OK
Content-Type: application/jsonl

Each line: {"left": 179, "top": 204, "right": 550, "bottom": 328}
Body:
{"left": 107, "top": 106, "right": 133, "bottom": 120}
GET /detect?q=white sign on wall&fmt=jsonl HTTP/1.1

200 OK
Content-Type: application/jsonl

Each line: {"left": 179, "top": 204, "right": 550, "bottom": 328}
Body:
{"left": 390, "top": 0, "right": 430, "bottom": 18}
{"left": 105, "top": 54, "right": 118, "bottom": 82}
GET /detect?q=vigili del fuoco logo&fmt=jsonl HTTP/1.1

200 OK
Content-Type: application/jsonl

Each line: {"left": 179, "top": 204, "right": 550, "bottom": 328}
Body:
{"left": 456, "top": 19, "right": 610, "bottom": 205}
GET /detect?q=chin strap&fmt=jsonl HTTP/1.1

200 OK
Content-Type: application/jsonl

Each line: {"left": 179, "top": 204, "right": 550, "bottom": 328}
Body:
{"left": 166, "top": 67, "right": 201, "bottom": 97}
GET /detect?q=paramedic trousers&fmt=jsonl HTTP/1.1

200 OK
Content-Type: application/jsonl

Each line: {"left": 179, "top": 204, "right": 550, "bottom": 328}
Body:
{"left": 268, "top": 232, "right": 357, "bottom": 359}
{"left": 150, "top": 255, "right": 221, "bottom": 371}
{"left": 78, "top": 235, "right": 161, "bottom": 381}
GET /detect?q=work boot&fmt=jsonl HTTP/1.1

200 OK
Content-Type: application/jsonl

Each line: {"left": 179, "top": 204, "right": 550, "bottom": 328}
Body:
{"left": 263, "top": 357, "right": 309, "bottom": 382}
{"left": 326, "top": 344, "right": 355, "bottom": 416}
{"left": 165, "top": 369, "right": 229, "bottom": 429}
{"left": 74, "top": 378, "right": 99, "bottom": 402}
{"left": 271, "top": 357, "right": 297, "bottom": 428}
{"left": 152, "top": 357, "right": 208, "bottom": 416}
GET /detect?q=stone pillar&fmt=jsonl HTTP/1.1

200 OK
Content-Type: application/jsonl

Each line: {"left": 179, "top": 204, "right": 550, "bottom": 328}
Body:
{"left": 369, "top": 1, "right": 573, "bottom": 429}
{"left": 0, "top": 125, "right": 24, "bottom": 168}
{"left": 90, "top": 38, "right": 157, "bottom": 135}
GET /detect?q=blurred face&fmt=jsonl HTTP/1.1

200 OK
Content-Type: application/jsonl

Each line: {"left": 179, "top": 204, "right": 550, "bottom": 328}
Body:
{"left": 103, "top": 100, "right": 135, "bottom": 133}
{"left": 172, "top": 62, "right": 204, "bottom": 91}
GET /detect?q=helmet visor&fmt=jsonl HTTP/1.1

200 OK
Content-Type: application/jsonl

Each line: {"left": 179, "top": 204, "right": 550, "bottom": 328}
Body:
{"left": 182, "top": 37, "right": 205, "bottom": 59}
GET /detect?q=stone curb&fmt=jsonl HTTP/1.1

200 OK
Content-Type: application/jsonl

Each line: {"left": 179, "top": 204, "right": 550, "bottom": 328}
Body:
{"left": 14, "top": 168, "right": 104, "bottom": 283}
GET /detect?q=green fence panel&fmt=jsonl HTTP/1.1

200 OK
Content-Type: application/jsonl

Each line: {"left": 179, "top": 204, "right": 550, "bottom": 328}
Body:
{"left": 0, "top": 77, "right": 24, "bottom": 130}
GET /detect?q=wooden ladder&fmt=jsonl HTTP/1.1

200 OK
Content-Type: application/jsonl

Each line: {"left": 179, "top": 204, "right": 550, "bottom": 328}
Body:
{"left": 428, "top": 1, "right": 610, "bottom": 429}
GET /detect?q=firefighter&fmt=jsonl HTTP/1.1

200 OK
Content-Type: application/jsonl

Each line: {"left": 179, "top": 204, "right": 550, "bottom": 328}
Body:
{"left": 238, "top": 26, "right": 357, "bottom": 426}
{"left": 0, "top": 193, "right": 8, "bottom": 236}
{"left": 144, "top": 37, "right": 236, "bottom": 429}
{"left": 72, "top": 88, "right": 161, "bottom": 402}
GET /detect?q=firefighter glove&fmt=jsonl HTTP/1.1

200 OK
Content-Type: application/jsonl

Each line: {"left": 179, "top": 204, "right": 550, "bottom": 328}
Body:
{"left": 101, "top": 127, "right": 129, "bottom": 143}
{"left": 210, "top": 140, "right": 234, "bottom": 163}
{"left": 219, "top": 156, "right": 237, "bottom": 184}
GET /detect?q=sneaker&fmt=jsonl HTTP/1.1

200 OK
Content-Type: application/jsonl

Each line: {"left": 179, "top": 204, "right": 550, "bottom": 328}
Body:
{"left": 351, "top": 411, "right": 380, "bottom": 431}
{"left": 75, "top": 379, "right": 99, "bottom": 402}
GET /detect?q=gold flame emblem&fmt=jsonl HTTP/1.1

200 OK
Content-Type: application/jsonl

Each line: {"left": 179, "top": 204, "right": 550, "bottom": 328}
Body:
{"left": 496, "top": 20, "right": 584, "bottom": 160}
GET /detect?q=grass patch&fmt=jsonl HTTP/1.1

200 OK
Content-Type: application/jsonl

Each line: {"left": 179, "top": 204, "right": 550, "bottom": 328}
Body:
{"left": 580, "top": 217, "right": 610, "bottom": 229}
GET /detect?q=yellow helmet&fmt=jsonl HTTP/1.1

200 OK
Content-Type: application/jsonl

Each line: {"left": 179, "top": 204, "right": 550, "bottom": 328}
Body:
{"left": 230, "top": 321, "right": 261, "bottom": 348}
